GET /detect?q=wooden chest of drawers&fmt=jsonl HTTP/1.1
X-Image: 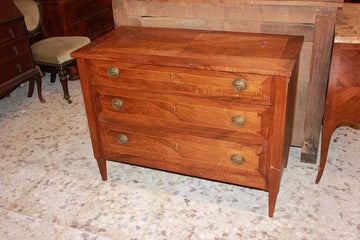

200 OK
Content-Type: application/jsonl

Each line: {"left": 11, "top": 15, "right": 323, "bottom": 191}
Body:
{"left": 71, "top": 26, "right": 303, "bottom": 217}
{"left": 39, "top": 0, "right": 114, "bottom": 40}
{"left": 0, "top": 0, "right": 41, "bottom": 100}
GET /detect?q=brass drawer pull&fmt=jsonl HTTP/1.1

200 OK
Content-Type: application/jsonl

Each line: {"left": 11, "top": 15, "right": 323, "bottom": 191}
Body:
{"left": 107, "top": 66, "right": 120, "bottom": 78}
{"left": 12, "top": 46, "right": 19, "bottom": 55}
{"left": 112, "top": 99, "right": 124, "bottom": 110}
{"left": 16, "top": 64, "right": 22, "bottom": 73}
{"left": 231, "top": 154, "right": 244, "bottom": 165}
{"left": 8, "top": 29, "right": 14, "bottom": 38}
{"left": 117, "top": 135, "right": 128, "bottom": 145}
{"left": 231, "top": 115, "right": 246, "bottom": 128}
{"left": 232, "top": 78, "right": 247, "bottom": 92}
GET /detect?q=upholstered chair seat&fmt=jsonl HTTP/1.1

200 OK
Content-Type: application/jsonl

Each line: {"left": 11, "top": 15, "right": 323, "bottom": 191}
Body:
{"left": 14, "top": 0, "right": 90, "bottom": 103}
{"left": 31, "top": 37, "right": 90, "bottom": 64}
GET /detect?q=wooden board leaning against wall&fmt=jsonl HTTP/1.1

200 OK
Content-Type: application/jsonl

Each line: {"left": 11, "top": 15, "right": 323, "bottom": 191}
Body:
{"left": 111, "top": 0, "right": 343, "bottom": 163}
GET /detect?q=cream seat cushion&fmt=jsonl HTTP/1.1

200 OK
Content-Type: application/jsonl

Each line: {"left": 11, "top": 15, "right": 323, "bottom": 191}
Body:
{"left": 31, "top": 37, "right": 90, "bottom": 64}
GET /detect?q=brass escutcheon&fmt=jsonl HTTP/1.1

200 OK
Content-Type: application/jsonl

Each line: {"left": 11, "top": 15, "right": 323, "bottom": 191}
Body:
{"left": 231, "top": 154, "right": 244, "bottom": 165}
{"left": 112, "top": 99, "right": 124, "bottom": 110}
{"left": 12, "top": 46, "right": 18, "bottom": 55}
{"left": 231, "top": 115, "right": 246, "bottom": 128}
{"left": 107, "top": 66, "right": 120, "bottom": 78}
{"left": 8, "top": 29, "right": 14, "bottom": 38}
{"left": 16, "top": 64, "right": 22, "bottom": 73}
{"left": 232, "top": 78, "right": 247, "bottom": 92}
{"left": 117, "top": 135, "right": 128, "bottom": 145}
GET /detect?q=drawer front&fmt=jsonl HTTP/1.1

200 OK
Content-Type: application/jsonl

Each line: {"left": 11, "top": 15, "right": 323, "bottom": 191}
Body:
{"left": 0, "top": 53, "right": 33, "bottom": 85}
{"left": 0, "top": 20, "right": 25, "bottom": 45}
{"left": 94, "top": 87, "right": 269, "bottom": 142}
{"left": 68, "top": 9, "right": 114, "bottom": 39}
{"left": 91, "top": 61, "right": 272, "bottom": 105}
{"left": 64, "top": 0, "right": 112, "bottom": 23}
{"left": 99, "top": 122, "right": 267, "bottom": 189}
{"left": 0, "top": 36, "right": 30, "bottom": 64}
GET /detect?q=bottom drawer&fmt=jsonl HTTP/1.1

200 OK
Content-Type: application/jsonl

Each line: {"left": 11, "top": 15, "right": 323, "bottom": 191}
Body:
{"left": 99, "top": 122, "right": 267, "bottom": 189}
{"left": 0, "top": 53, "right": 33, "bottom": 85}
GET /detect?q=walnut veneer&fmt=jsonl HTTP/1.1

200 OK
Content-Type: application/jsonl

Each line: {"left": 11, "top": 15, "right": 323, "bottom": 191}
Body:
{"left": 71, "top": 26, "right": 303, "bottom": 217}
{"left": 315, "top": 43, "right": 360, "bottom": 183}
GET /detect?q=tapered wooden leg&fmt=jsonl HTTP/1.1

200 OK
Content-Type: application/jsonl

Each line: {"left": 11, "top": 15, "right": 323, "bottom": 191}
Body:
{"left": 96, "top": 157, "right": 107, "bottom": 181}
{"left": 315, "top": 122, "right": 336, "bottom": 184}
{"left": 268, "top": 191, "right": 278, "bottom": 218}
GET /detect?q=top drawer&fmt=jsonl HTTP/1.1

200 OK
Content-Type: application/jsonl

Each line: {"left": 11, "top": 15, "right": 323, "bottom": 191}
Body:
{"left": 0, "top": 19, "right": 25, "bottom": 44}
{"left": 90, "top": 61, "right": 272, "bottom": 106}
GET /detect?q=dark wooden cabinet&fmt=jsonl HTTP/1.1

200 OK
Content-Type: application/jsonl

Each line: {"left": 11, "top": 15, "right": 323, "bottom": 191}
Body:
{"left": 72, "top": 26, "right": 303, "bottom": 217}
{"left": 0, "top": 0, "right": 42, "bottom": 101}
{"left": 39, "top": 0, "right": 114, "bottom": 40}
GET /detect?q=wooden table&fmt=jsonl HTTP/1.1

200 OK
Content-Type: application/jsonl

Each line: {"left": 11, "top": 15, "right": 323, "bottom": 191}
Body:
{"left": 112, "top": 0, "right": 343, "bottom": 163}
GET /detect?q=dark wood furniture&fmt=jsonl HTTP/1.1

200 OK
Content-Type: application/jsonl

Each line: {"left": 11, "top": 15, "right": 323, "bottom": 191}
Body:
{"left": 72, "top": 26, "right": 303, "bottom": 217}
{"left": 0, "top": 0, "right": 44, "bottom": 102}
{"left": 315, "top": 43, "right": 360, "bottom": 183}
{"left": 39, "top": 0, "right": 114, "bottom": 40}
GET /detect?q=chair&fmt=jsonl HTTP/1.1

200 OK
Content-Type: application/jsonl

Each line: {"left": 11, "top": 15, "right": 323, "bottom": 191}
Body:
{"left": 13, "top": 0, "right": 90, "bottom": 103}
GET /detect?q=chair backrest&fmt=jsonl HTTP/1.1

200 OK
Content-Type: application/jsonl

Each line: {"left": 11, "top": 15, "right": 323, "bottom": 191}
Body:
{"left": 13, "top": 0, "right": 40, "bottom": 32}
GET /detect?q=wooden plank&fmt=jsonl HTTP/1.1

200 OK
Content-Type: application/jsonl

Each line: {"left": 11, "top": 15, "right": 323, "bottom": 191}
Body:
{"left": 130, "top": 0, "right": 343, "bottom": 7}
{"left": 124, "top": 0, "right": 318, "bottom": 24}
{"left": 301, "top": 7, "right": 337, "bottom": 163}
{"left": 292, "top": 42, "right": 312, "bottom": 146}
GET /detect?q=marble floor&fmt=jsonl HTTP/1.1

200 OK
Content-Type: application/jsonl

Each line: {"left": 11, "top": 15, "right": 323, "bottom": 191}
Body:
{"left": 0, "top": 76, "right": 359, "bottom": 240}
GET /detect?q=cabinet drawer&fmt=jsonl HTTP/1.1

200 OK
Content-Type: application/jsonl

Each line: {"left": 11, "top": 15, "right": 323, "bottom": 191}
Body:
{"left": 64, "top": 0, "right": 112, "bottom": 23}
{"left": 91, "top": 61, "right": 272, "bottom": 105}
{"left": 94, "top": 87, "right": 269, "bottom": 142}
{"left": 99, "top": 122, "right": 267, "bottom": 189}
{"left": 0, "top": 19, "right": 24, "bottom": 44}
{"left": 0, "top": 36, "right": 30, "bottom": 64}
{"left": 0, "top": 53, "right": 33, "bottom": 85}
{"left": 68, "top": 9, "right": 114, "bottom": 39}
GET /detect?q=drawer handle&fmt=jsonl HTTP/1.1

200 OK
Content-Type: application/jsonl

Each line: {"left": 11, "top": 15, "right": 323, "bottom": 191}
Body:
{"left": 231, "top": 115, "right": 246, "bottom": 128}
{"left": 8, "top": 29, "right": 14, "bottom": 38}
{"left": 231, "top": 154, "right": 244, "bottom": 165}
{"left": 117, "top": 135, "right": 128, "bottom": 145}
{"left": 232, "top": 78, "right": 247, "bottom": 92}
{"left": 107, "top": 66, "right": 119, "bottom": 78}
{"left": 112, "top": 99, "right": 124, "bottom": 110}
{"left": 16, "top": 64, "right": 22, "bottom": 73}
{"left": 12, "top": 46, "right": 19, "bottom": 55}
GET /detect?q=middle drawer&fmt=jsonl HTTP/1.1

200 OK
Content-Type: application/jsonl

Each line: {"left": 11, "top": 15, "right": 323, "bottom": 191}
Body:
{"left": 94, "top": 86, "right": 269, "bottom": 143}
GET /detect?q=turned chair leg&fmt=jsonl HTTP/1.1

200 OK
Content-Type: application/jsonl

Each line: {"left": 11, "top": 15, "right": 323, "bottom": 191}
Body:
{"left": 58, "top": 65, "right": 71, "bottom": 104}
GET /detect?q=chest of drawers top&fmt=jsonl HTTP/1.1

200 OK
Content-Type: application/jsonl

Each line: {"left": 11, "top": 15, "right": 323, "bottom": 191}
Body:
{"left": 72, "top": 26, "right": 303, "bottom": 76}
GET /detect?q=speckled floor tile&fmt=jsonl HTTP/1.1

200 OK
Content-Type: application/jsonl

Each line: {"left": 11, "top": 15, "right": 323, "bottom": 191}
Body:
{"left": 0, "top": 209, "right": 111, "bottom": 240}
{"left": 11, "top": 170, "right": 102, "bottom": 226}
{"left": 72, "top": 181, "right": 166, "bottom": 240}
{"left": 107, "top": 161, "right": 181, "bottom": 194}
{"left": 0, "top": 164, "right": 47, "bottom": 209}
